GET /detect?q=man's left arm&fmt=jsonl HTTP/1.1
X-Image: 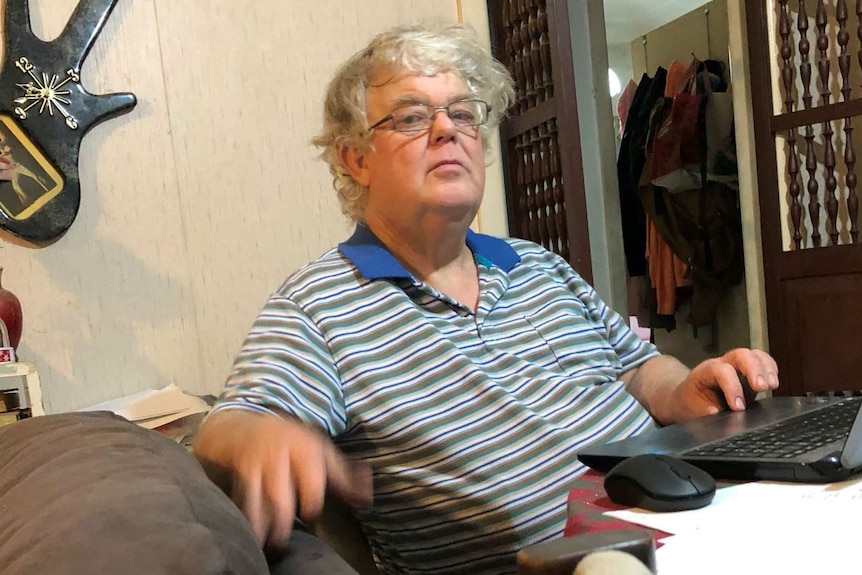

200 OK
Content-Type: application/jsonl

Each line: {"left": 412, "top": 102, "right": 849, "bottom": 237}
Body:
{"left": 621, "top": 349, "right": 780, "bottom": 426}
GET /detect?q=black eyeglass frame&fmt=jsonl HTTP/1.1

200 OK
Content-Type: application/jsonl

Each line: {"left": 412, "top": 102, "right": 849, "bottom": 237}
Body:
{"left": 367, "top": 99, "right": 492, "bottom": 133}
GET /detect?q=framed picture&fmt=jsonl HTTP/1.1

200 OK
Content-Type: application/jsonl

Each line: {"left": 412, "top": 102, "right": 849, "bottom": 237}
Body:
{"left": 0, "top": 114, "right": 64, "bottom": 221}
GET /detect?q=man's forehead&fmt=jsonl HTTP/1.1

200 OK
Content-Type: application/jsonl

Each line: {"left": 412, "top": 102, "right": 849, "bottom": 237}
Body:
{"left": 365, "top": 71, "right": 470, "bottom": 104}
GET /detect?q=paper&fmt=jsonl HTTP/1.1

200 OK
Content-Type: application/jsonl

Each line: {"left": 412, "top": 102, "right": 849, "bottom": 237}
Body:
{"left": 80, "top": 384, "right": 210, "bottom": 429}
{"left": 606, "top": 477, "right": 862, "bottom": 536}
{"left": 604, "top": 478, "right": 862, "bottom": 574}
{"left": 656, "top": 530, "right": 859, "bottom": 575}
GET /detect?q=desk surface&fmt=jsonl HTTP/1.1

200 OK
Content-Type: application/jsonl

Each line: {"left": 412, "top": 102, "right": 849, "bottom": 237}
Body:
{"left": 564, "top": 470, "right": 670, "bottom": 544}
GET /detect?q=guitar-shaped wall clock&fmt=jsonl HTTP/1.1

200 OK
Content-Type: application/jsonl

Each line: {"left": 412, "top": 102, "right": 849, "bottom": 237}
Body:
{"left": 0, "top": 0, "right": 136, "bottom": 246}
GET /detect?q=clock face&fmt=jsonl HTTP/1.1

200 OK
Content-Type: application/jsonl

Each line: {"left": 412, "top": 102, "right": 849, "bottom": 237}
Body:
{"left": 13, "top": 57, "right": 80, "bottom": 130}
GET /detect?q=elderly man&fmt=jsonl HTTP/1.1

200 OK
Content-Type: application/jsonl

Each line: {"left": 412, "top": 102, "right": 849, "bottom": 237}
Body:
{"left": 194, "top": 23, "right": 778, "bottom": 575}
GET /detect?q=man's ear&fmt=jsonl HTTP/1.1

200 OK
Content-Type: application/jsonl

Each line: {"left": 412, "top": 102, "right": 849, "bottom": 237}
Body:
{"left": 339, "top": 143, "right": 371, "bottom": 187}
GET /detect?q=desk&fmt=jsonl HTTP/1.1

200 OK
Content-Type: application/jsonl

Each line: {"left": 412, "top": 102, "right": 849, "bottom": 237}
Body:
{"left": 566, "top": 470, "right": 862, "bottom": 574}
{"left": 563, "top": 470, "right": 670, "bottom": 543}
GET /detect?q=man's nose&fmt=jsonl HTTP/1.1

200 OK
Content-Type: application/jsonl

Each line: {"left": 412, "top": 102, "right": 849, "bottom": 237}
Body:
{"left": 429, "top": 110, "right": 457, "bottom": 142}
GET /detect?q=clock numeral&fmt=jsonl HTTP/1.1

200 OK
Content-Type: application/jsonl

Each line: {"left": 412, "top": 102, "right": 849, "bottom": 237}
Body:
{"left": 15, "top": 57, "right": 33, "bottom": 74}
{"left": 13, "top": 58, "right": 79, "bottom": 130}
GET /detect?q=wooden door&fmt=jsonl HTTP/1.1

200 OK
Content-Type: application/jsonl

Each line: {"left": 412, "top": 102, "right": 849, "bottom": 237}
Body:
{"left": 747, "top": 0, "right": 862, "bottom": 395}
{"left": 486, "top": 0, "right": 593, "bottom": 284}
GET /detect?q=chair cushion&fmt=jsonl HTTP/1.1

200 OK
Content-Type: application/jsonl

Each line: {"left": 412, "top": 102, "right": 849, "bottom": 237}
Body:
{"left": 0, "top": 411, "right": 269, "bottom": 574}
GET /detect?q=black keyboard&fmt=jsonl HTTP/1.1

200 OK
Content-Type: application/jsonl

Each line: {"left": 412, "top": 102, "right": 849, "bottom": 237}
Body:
{"left": 683, "top": 398, "right": 862, "bottom": 459}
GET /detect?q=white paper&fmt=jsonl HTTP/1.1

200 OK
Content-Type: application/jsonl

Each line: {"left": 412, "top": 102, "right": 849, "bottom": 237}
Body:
{"left": 606, "top": 477, "right": 862, "bottom": 536}
{"left": 657, "top": 529, "right": 859, "bottom": 575}
{"left": 603, "top": 477, "right": 862, "bottom": 574}
{"left": 79, "top": 383, "right": 210, "bottom": 428}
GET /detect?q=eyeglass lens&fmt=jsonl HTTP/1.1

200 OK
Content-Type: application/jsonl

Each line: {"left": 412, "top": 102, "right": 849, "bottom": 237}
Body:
{"left": 390, "top": 101, "right": 488, "bottom": 132}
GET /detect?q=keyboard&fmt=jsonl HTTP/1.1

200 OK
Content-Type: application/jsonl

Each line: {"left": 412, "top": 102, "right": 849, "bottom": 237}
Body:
{"left": 683, "top": 398, "right": 862, "bottom": 459}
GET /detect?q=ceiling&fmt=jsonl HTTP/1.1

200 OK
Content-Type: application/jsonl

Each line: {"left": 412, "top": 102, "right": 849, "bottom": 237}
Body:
{"left": 603, "top": 0, "right": 710, "bottom": 44}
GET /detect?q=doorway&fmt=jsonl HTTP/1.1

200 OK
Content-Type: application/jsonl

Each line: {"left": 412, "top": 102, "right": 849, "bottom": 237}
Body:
{"left": 599, "top": 0, "right": 752, "bottom": 366}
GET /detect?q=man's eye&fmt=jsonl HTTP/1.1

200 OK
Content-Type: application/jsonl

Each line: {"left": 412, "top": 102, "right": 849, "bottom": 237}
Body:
{"left": 450, "top": 111, "right": 475, "bottom": 124}
{"left": 396, "top": 113, "right": 429, "bottom": 126}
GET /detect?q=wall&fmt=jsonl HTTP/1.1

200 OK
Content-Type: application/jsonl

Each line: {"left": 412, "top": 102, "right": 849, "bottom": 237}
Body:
{"left": 459, "top": 1, "right": 509, "bottom": 238}
{"left": 626, "top": 0, "right": 753, "bottom": 366}
{"left": 631, "top": 0, "right": 730, "bottom": 80}
{"left": 0, "top": 0, "right": 458, "bottom": 412}
{"left": 727, "top": 0, "right": 767, "bottom": 353}
{"left": 568, "top": 0, "right": 629, "bottom": 313}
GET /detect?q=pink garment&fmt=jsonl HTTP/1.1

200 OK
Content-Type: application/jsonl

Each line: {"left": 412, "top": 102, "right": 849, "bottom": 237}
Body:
{"left": 617, "top": 79, "right": 638, "bottom": 136}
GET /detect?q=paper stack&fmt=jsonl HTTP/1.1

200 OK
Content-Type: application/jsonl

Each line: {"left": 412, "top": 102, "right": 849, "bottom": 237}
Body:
{"left": 605, "top": 478, "right": 862, "bottom": 574}
{"left": 79, "top": 384, "right": 211, "bottom": 430}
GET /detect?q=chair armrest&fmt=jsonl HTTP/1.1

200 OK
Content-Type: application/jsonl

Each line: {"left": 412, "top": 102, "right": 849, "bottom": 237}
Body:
{"left": 516, "top": 529, "right": 656, "bottom": 575}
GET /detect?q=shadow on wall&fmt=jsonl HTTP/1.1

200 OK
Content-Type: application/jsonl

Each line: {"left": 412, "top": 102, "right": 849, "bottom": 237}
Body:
{"left": 19, "top": 106, "right": 195, "bottom": 412}
{"left": 14, "top": 0, "right": 199, "bottom": 410}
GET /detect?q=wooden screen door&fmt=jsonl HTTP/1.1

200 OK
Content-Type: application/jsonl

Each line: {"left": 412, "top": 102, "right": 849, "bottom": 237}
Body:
{"left": 486, "top": 0, "right": 593, "bottom": 284}
{"left": 747, "top": 1, "right": 862, "bottom": 395}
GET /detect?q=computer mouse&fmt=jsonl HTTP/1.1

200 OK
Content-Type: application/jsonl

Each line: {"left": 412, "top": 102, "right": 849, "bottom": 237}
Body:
{"left": 603, "top": 453, "right": 716, "bottom": 512}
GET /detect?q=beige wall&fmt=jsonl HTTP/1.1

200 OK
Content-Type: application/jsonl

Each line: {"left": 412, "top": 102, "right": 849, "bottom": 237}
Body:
{"left": 0, "top": 0, "right": 459, "bottom": 412}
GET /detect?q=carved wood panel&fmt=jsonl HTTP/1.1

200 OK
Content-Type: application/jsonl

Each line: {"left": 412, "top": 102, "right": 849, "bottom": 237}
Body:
{"left": 487, "top": 0, "right": 592, "bottom": 283}
{"left": 749, "top": 0, "right": 862, "bottom": 395}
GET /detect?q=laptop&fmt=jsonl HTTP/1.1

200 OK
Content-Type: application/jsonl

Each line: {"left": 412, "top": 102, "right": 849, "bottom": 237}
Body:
{"left": 577, "top": 395, "right": 862, "bottom": 483}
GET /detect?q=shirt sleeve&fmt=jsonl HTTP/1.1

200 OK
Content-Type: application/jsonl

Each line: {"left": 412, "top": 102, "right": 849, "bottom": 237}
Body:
{"left": 208, "top": 295, "right": 347, "bottom": 436}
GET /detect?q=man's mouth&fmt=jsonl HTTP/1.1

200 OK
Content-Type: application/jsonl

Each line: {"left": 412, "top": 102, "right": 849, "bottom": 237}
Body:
{"left": 430, "top": 160, "right": 464, "bottom": 170}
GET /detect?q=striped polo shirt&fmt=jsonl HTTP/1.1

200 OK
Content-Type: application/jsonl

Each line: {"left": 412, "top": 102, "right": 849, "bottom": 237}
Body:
{"left": 213, "top": 225, "right": 659, "bottom": 575}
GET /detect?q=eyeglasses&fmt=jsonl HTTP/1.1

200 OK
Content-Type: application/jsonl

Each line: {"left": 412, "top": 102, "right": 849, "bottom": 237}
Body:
{"left": 368, "top": 99, "right": 491, "bottom": 133}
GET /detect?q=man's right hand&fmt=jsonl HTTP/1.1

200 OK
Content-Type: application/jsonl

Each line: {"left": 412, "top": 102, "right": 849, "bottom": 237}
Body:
{"left": 193, "top": 410, "right": 373, "bottom": 550}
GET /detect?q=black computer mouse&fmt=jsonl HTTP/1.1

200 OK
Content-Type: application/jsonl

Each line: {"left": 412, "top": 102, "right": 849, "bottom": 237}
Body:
{"left": 603, "top": 453, "right": 716, "bottom": 512}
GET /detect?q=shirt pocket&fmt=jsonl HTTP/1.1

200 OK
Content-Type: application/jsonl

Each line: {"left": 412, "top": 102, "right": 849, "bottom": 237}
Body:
{"left": 523, "top": 308, "right": 623, "bottom": 383}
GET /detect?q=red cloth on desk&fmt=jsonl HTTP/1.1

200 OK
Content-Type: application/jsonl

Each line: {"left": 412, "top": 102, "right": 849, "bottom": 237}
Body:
{"left": 564, "top": 470, "right": 671, "bottom": 547}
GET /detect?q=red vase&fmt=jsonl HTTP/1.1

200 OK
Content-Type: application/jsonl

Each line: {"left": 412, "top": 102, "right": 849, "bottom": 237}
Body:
{"left": 0, "top": 267, "right": 22, "bottom": 350}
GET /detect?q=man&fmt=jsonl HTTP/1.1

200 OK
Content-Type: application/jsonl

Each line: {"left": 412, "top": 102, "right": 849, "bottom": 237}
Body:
{"left": 194, "top": 23, "right": 778, "bottom": 575}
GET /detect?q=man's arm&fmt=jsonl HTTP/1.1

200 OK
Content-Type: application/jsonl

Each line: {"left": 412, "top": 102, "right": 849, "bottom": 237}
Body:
{"left": 621, "top": 348, "right": 780, "bottom": 426}
{"left": 194, "top": 409, "right": 372, "bottom": 550}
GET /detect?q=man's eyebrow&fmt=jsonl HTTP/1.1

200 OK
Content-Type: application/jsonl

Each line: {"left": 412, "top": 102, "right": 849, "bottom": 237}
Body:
{"left": 389, "top": 92, "right": 476, "bottom": 107}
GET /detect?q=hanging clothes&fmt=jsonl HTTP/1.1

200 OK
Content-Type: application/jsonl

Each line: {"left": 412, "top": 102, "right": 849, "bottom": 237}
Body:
{"left": 647, "top": 221, "right": 691, "bottom": 316}
{"left": 664, "top": 59, "right": 687, "bottom": 98}
{"left": 617, "top": 67, "right": 668, "bottom": 278}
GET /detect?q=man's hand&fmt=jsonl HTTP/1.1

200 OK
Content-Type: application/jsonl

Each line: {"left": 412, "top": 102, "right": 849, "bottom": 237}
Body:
{"left": 193, "top": 410, "right": 373, "bottom": 550}
{"left": 671, "top": 348, "right": 779, "bottom": 420}
{"left": 623, "top": 348, "right": 779, "bottom": 425}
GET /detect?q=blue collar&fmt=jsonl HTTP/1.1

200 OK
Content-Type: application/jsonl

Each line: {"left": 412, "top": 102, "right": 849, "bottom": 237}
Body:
{"left": 338, "top": 225, "right": 520, "bottom": 280}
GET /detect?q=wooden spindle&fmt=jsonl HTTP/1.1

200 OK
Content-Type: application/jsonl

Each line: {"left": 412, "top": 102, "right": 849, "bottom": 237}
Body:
{"left": 530, "top": 128, "right": 548, "bottom": 248}
{"left": 857, "top": 0, "right": 862, "bottom": 77}
{"left": 798, "top": 1, "right": 812, "bottom": 109}
{"left": 797, "top": 0, "right": 820, "bottom": 248}
{"left": 538, "top": 0, "right": 553, "bottom": 99}
{"left": 539, "top": 123, "right": 558, "bottom": 253}
{"left": 520, "top": 19, "right": 535, "bottom": 108}
{"left": 838, "top": 0, "right": 858, "bottom": 244}
{"left": 780, "top": 0, "right": 802, "bottom": 248}
{"left": 515, "top": 136, "right": 530, "bottom": 239}
{"left": 528, "top": 0, "right": 543, "bottom": 103}
{"left": 524, "top": 131, "right": 539, "bottom": 243}
{"left": 817, "top": 0, "right": 839, "bottom": 245}
{"left": 549, "top": 119, "right": 568, "bottom": 260}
